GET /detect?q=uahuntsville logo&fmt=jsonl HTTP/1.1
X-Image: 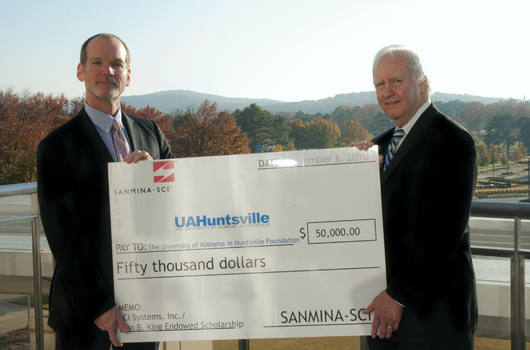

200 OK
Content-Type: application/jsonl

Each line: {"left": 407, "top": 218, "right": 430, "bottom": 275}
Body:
{"left": 175, "top": 212, "right": 270, "bottom": 230}
{"left": 154, "top": 161, "right": 175, "bottom": 183}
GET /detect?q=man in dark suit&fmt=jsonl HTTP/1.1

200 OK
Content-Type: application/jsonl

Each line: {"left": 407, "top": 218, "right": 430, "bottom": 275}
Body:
{"left": 37, "top": 33, "right": 172, "bottom": 349}
{"left": 359, "top": 46, "right": 478, "bottom": 349}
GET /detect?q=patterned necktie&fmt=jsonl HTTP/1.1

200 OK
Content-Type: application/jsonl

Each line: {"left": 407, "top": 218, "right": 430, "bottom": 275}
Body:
{"left": 112, "top": 118, "right": 130, "bottom": 162}
{"left": 383, "top": 128, "right": 405, "bottom": 172}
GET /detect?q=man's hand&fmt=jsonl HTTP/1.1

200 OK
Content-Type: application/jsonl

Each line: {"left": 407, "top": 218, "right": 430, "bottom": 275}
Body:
{"left": 124, "top": 150, "right": 153, "bottom": 164}
{"left": 363, "top": 290, "right": 403, "bottom": 339}
{"left": 349, "top": 141, "right": 373, "bottom": 150}
{"left": 349, "top": 141, "right": 383, "bottom": 167}
{"left": 94, "top": 305, "right": 129, "bottom": 347}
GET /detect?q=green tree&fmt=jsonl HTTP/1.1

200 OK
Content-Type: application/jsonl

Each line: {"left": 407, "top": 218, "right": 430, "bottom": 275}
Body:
{"left": 471, "top": 133, "right": 481, "bottom": 146}
{"left": 518, "top": 116, "right": 530, "bottom": 151}
{"left": 435, "top": 99, "right": 468, "bottom": 119}
{"left": 369, "top": 112, "right": 395, "bottom": 137}
{"left": 484, "top": 114, "right": 518, "bottom": 149}
{"left": 330, "top": 104, "right": 376, "bottom": 130}
{"left": 331, "top": 105, "right": 359, "bottom": 128}
{"left": 268, "top": 115, "right": 292, "bottom": 148}
{"left": 287, "top": 118, "right": 307, "bottom": 150}
{"left": 235, "top": 104, "right": 274, "bottom": 153}
{"left": 294, "top": 110, "right": 314, "bottom": 123}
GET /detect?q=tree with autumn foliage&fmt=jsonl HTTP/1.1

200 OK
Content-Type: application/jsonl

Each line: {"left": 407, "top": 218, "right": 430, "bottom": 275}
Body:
{"left": 0, "top": 89, "right": 71, "bottom": 184}
{"left": 306, "top": 119, "right": 341, "bottom": 149}
{"left": 339, "top": 120, "right": 370, "bottom": 146}
{"left": 121, "top": 103, "right": 176, "bottom": 143}
{"left": 500, "top": 151, "right": 510, "bottom": 170}
{"left": 514, "top": 102, "right": 530, "bottom": 118}
{"left": 69, "top": 95, "right": 86, "bottom": 118}
{"left": 287, "top": 118, "right": 341, "bottom": 149}
{"left": 512, "top": 146, "right": 525, "bottom": 164}
{"left": 171, "top": 100, "right": 250, "bottom": 157}
{"left": 489, "top": 145, "right": 500, "bottom": 177}
{"left": 460, "top": 101, "right": 485, "bottom": 132}
{"left": 476, "top": 142, "right": 489, "bottom": 171}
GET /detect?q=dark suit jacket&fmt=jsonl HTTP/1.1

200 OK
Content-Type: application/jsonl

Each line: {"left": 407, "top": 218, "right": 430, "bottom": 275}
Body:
{"left": 372, "top": 103, "right": 478, "bottom": 343}
{"left": 37, "top": 107, "right": 173, "bottom": 335}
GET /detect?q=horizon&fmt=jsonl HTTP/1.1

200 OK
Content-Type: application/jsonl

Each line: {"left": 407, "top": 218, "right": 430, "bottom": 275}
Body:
{"left": 119, "top": 88, "right": 522, "bottom": 103}
{"left": 1, "top": 0, "right": 528, "bottom": 102}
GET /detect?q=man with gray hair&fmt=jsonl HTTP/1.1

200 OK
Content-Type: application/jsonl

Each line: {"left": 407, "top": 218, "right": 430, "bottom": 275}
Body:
{"left": 360, "top": 45, "right": 478, "bottom": 349}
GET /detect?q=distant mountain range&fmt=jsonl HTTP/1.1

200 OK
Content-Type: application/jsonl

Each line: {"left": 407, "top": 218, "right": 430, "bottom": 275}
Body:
{"left": 121, "top": 90, "right": 282, "bottom": 114}
{"left": 120, "top": 89, "right": 512, "bottom": 115}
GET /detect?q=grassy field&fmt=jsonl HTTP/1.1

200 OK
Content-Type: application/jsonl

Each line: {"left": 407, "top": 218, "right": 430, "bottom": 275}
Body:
{"left": 213, "top": 336, "right": 528, "bottom": 349}
{"left": 9, "top": 295, "right": 49, "bottom": 309}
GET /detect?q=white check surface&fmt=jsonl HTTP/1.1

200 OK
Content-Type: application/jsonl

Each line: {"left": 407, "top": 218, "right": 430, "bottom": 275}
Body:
{"left": 109, "top": 147, "right": 386, "bottom": 342}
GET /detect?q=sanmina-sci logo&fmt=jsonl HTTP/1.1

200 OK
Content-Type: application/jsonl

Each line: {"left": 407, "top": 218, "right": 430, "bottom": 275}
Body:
{"left": 154, "top": 161, "right": 175, "bottom": 183}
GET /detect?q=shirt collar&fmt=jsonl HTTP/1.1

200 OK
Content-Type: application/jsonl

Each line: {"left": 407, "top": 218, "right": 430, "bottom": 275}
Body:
{"left": 399, "top": 99, "right": 431, "bottom": 134}
{"left": 84, "top": 102, "right": 124, "bottom": 132}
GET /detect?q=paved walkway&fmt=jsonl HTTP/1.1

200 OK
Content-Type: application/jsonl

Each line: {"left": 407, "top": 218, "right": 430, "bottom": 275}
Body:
{"left": 0, "top": 276, "right": 51, "bottom": 336}
{"left": 478, "top": 164, "right": 529, "bottom": 181}
{"left": 0, "top": 294, "right": 31, "bottom": 335}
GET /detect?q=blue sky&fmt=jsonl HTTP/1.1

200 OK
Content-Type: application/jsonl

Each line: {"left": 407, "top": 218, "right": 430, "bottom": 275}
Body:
{"left": 1, "top": 0, "right": 528, "bottom": 102}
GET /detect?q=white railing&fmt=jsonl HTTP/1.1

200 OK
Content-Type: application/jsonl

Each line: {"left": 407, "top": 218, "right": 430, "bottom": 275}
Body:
{"left": 1, "top": 183, "right": 529, "bottom": 350}
{"left": 0, "top": 182, "right": 43, "bottom": 350}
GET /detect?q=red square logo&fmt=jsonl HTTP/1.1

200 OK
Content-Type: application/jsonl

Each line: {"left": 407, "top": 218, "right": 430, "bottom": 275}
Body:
{"left": 153, "top": 161, "right": 175, "bottom": 183}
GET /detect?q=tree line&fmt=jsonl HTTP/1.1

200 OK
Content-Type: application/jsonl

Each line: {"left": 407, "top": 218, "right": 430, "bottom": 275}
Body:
{"left": 1, "top": 87, "right": 530, "bottom": 185}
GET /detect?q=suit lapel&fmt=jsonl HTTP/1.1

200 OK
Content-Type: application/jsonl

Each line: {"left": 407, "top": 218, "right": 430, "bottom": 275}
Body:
{"left": 379, "top": 104, "right": 438, "bottom": 186}
{"left": 121, "top": 112, "right": 138, "bottom": 150}
{"left": 74, "top": 108, "right": 114, "bottom": 170}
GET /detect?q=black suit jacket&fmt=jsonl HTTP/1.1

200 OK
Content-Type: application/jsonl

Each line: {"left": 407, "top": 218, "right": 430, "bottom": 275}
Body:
{"left": 372, "top": 103, "right": 478, "bottom": 343}
{"left": 37, "top": 107, "right": 173, "bottom": 334}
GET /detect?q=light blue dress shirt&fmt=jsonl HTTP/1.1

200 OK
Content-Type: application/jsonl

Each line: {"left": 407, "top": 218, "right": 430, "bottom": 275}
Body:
{"left": 84, "top": 102, "right": 132, "bottom": 162}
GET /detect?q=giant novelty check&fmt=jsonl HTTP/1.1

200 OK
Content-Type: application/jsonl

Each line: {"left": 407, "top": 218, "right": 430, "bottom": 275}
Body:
{"left": 109, "top": 147, "right": 386, "bottom": 343}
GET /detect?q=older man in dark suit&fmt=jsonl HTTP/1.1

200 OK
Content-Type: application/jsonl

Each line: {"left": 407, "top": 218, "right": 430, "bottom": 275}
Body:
{"left": 37, "top": 33, "right": 172, "bottom": 349}
{"left": 358, "top": 46, "right": 478, "bottom": 349}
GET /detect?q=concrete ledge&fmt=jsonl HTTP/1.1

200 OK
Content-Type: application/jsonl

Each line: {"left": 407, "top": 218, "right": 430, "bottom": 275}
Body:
{"left": 0, "top": 250, "right": 53, "bottom": 277}
{"left": 29, "top": 316, "right": 55, "bottom": 350}
{"left": 476, "top": 282, "right": 530, "bottom": 340}
{"left": 161, "top": 340, "right": 213, "bottom": 350}
{"left": 476, "top": 315, "right": 530, "bottom": 341}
